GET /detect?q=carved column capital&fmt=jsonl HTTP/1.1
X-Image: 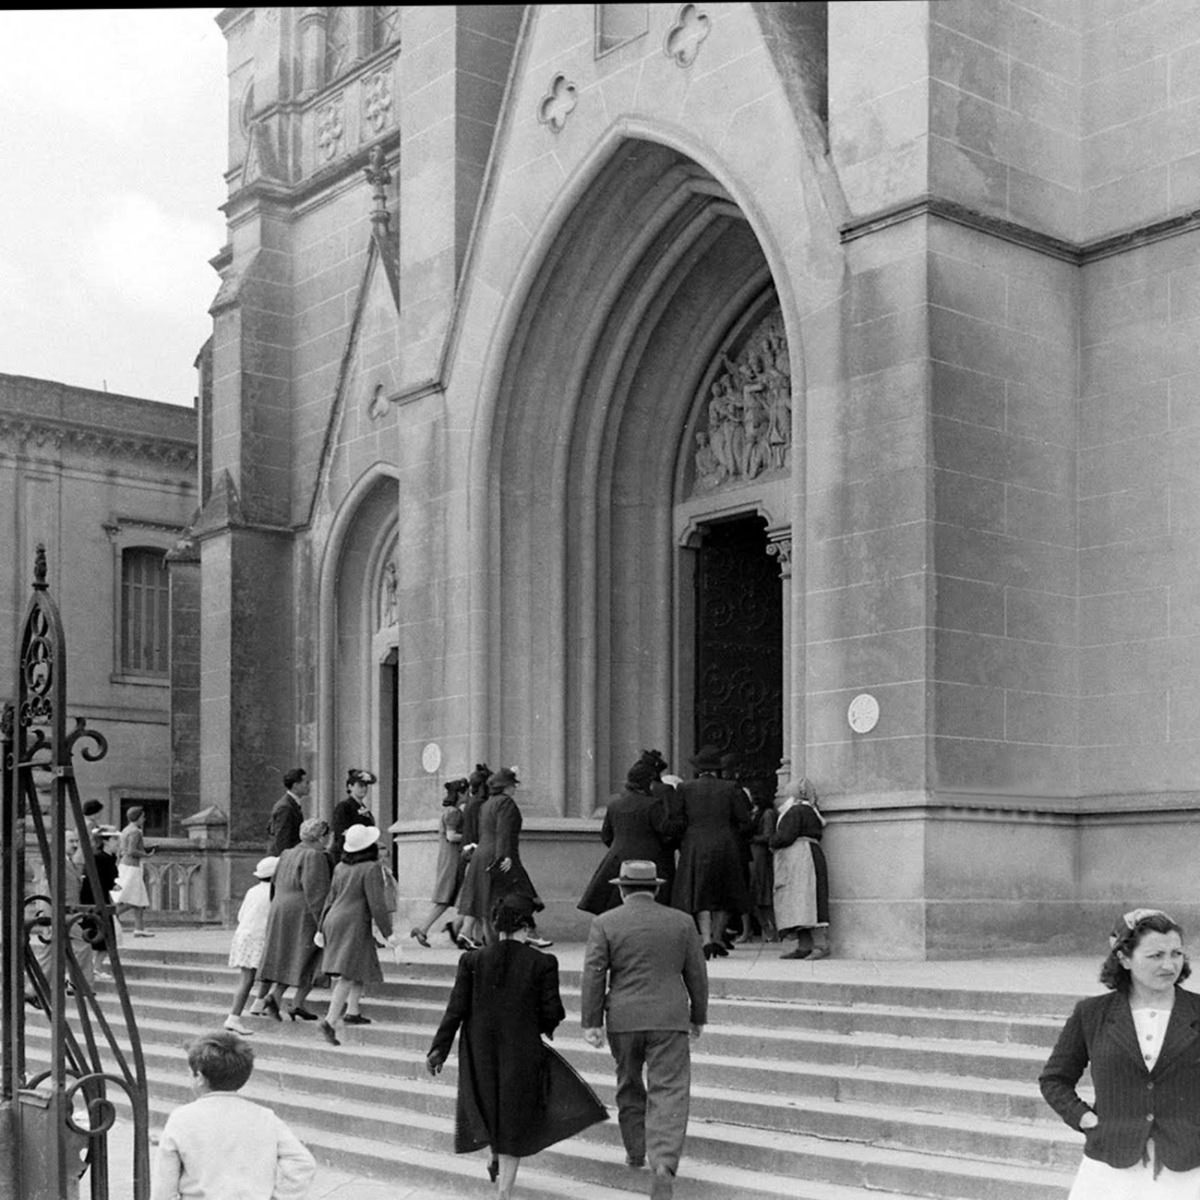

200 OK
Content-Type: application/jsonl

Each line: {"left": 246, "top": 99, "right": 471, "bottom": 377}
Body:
{"left": 766, "top": 534, "right": 792, "bottom": 578}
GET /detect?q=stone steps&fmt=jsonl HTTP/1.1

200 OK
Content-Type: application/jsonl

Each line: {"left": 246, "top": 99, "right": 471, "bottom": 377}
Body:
{"left": 25, "top": 949, "right": 1082, "bottom": 1199}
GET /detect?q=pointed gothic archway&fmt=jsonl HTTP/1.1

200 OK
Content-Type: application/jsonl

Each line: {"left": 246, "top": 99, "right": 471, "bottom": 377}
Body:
{"left": 315, "top": 467, "right": 400, "bottom": 824}
{"left": 484, "top": 137, "right": 801, "bottom": 813}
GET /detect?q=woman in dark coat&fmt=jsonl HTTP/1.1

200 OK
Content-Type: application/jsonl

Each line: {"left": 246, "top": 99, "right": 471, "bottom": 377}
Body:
{"left": 577, "top": 759, "right": 676, "bottom": 915}
{"left": 411, "top": 778, "right": 469, "bottom": 947}
{"left": 330, "top": 768, "right": 377, "bottom": 860}
{"left": 748, "top": 792, "right": 778, "bottom": 941}
{"left": 454, "top": 764, "right": 493, "bottom": 949}
{"left": 470, "top": 767, "right": 552, "bottom": 949}
{"left": 670, "top": 745, "right": 753, "bottom": 959}
{"left": 316, "top": 824, "right": 394, "bottom": 1046}
{"left": 257, "top": 817, "right": 332, "bottom": 1019}
{"left": 426, "top": 894, "right": 606, "bottom": 1199}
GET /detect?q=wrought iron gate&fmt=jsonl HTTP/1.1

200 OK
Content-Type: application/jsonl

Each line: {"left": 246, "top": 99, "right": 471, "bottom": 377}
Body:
{"left": 1, "top": 546, "right": 148, "bottom": 1199}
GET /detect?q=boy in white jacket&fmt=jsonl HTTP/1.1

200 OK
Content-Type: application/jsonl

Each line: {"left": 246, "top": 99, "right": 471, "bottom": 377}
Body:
{"left": 151, "top": 1030, "right": 314, "bottom": 1200}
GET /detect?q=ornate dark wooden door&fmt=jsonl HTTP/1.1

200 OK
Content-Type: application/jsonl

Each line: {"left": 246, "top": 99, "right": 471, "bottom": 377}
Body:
{"left": 693, "top": 516, "right": 782, "bottom": 792}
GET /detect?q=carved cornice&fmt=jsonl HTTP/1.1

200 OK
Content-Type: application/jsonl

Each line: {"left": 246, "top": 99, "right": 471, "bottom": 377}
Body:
{"left": 0, "top": 416, "right": 196, "bottom": 468}
{"left": 840, "top": 195, "right": 1200, "bottom": 265}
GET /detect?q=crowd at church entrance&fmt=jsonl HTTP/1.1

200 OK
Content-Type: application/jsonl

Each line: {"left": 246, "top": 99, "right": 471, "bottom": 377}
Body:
{"left": 40, "top": 753, "right": 1200, "bottom": 1200}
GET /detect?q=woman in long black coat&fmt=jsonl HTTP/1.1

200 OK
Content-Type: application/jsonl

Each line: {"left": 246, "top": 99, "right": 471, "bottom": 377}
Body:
{"left": 670, "top": 745, "right": 753, "bottom": 959}
{"left": 453, "top": 764, "right": 493, "bottom": 949}
{"left": 577, "top": 759, "right": 677, "bottom": 915}
{"left": 426, "top": 894, "right": 606, "bottom": 1199}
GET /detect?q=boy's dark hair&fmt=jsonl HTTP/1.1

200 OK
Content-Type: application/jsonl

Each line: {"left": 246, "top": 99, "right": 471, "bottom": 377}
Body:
{"left": 283, "top": 767, "right": 307, "bottom": 790}
{"left": 186, "top": 1030, "right": 255, "bottom": 1091}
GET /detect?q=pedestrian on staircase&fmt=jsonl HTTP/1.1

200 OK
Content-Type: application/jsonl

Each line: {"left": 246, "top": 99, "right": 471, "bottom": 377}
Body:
{"left": 426, "top": 892, "right": 607, "bottom": 1200}
{"left": 254, "top": 818, "right": 333, "bottom": 1022}
{"left": 410, "top": 777, "right": 469, "bottom": 946}
{"left": 454, "top": 763, "right": 494, "bottom": 949}
{"left": 330, "top": 767, "right": 377, "bottom": 860}
{"left": 1041, "top": 907, "right": 1200, "bottom": 1199}
{"left": 314, "top": 824, "right": 397, "bottom": 1045}
{"left": 582, "top": 860, "right": 708, "bottom": 1200}
{"left": 770, "top": 777, "right": 830, "bottom": 960}
{"left": 115, "top": 806, "right": 156, "bottom": 938}
{"left": 224, "top": 855, "right": 277, "bottom": 1035}
{"left": 577, "top": 757, "right": 678, "bottom": 917}
{"left": 151, "top": 1030, "right": 315, "bottom": 1200}
{"left": 669, "top": 745, "right": 752, "bottom": 959}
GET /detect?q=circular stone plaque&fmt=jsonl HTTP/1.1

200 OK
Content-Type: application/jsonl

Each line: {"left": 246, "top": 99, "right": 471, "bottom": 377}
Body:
{"left": 421, "top": 742, "right": 442, "bottom": 774}
{"left": 847, "top": 693, "right": 880, "bottom": 734}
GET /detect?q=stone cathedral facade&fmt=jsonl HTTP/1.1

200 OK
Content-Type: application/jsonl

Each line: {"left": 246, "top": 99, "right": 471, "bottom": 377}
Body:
{"left": 184, "top": 2, "right": 1200, "bottom": 956}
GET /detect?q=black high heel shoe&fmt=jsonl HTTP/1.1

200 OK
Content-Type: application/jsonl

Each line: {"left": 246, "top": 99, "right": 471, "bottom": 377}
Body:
{"left": 487, "top": 1157, "right": 499, "bottom": 1182}
{"left": 263, "top": 996, "right": 283, "bottom": 1022}
{"left": 318, "top": 1018, "right": 340, "bottom": 1046}
{"left": 288, "top": 1005, "right": 319, "bottom": 1022}
{"left": 442, "top": 921, "right": 459, "bottom": 944}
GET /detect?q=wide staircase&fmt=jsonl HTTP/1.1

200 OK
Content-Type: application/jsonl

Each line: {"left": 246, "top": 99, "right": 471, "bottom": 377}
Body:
{"left": 29, "top": 946, "right": 1083, "bottom": 1199}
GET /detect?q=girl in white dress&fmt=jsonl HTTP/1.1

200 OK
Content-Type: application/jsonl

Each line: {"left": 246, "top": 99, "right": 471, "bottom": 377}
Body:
{"left": 224, "top": 856, "right": 278, "bottom": 1035}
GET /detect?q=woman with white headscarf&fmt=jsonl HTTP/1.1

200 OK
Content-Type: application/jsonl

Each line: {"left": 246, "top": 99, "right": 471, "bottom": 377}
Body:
{"left": 770, "top": 777, "right": 829, "bottom": 960}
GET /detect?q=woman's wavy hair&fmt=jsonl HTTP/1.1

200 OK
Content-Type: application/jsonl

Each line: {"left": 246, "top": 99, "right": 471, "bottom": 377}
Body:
{"left": 1099, "top": 908, "right": 1190, "bottom": 992}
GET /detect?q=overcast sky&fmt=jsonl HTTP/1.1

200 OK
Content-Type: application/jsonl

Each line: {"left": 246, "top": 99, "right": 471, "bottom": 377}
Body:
{"left": 0, "top": 9, "right": 227, "bottom": 407}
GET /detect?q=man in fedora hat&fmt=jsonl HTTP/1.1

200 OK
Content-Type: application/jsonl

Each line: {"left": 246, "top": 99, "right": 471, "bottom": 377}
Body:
{"left": 581, "top": 860, "right": 708, "bottom": 1200}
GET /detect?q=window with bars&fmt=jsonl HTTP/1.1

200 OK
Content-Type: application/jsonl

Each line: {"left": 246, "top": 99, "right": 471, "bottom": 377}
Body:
{"left": 121, "top": 547, "right": 169, "bottom": 675}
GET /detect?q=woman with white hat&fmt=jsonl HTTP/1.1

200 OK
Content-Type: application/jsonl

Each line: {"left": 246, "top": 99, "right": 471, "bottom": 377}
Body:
{"left": 315, "top": 823, "right": 396, "bottom": 1045}
{"left": 225, "top": 855, "right": 278, "bottom": 1034}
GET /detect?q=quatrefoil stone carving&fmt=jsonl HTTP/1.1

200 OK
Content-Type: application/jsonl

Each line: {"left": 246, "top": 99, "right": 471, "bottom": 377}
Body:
{"left": 537, "top": 73, "right": 578, "bottom": 133}
{"left": 665, "top": 4, "right": 711, "bottom": 67}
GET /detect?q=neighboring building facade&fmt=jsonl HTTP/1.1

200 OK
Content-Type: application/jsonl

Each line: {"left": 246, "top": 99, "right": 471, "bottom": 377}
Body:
{"left": 0, "top": 374, "right": 198, "bottom": 835}
{"left": 192, "top": 2, "right": 1200, "bottom": 956}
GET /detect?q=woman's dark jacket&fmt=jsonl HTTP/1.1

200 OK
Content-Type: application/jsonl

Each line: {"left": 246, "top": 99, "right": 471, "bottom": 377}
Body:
{"left": 577, "top": 786, "right": 677, "bottom": 915}
{"left": 1040, "top": 987, "right": 1200, "bottom": 1171}
{"left": 330, "top": 797, "right": 375, "bottom": 860}
{"left": 427, "top": 941, "right": 606, "bottom": 1156}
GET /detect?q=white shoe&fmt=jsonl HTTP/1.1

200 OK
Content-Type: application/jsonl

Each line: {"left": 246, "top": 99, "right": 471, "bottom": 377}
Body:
{"left": 223, "top": 1018, "right": 253, "bottom": 1036}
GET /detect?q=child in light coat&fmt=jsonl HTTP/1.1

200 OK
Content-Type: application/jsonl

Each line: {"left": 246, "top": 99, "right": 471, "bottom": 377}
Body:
{"left": 225, "top": 857, "right": 277, "bottom": 1035}
{"left": 151, "top": 1030, "right": 314, "bottom": 1199}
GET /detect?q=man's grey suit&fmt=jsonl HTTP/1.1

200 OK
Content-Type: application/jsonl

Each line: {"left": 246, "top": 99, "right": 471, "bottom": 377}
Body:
{"left": 581, "top": 890, "right": 708, "bottom": 1182}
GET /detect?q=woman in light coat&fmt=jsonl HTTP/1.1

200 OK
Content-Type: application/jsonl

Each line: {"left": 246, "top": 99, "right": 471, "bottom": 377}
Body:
{"left": 315, "top": 824, "right": 395, "bottom": 1045}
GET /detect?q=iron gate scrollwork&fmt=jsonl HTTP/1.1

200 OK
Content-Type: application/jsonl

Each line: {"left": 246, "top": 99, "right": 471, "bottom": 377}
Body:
{"left": 1, "top": 545, "right": 149, "bottom": 1199}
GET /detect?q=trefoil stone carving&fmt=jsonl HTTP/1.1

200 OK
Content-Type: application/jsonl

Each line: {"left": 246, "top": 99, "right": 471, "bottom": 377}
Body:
{"left": 665, "top": 4, "right": 711, "bottom": 67}
{"left": 538, "top": 74, "right": 578, "bottom": 133}
{"left": 317, "top": 96, "right": 344, "bottom": 161}
{"left": 693, "top": 310, "right": 790, "bottom": 492}
{"left": 364, "top": 69, "right": 393, "bottom": 135}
